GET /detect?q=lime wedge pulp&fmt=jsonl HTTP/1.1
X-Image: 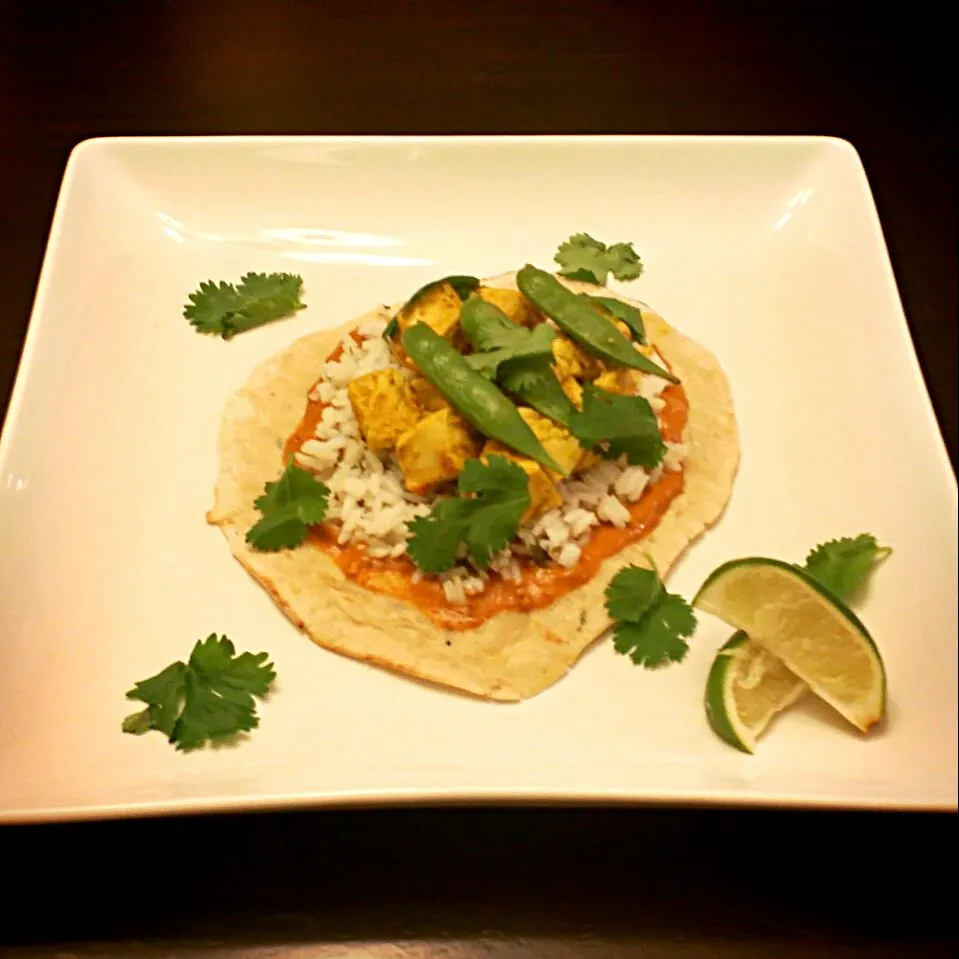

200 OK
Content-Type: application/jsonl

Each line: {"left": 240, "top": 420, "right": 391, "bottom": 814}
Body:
{"left": 694, "top": 558, "right": 886, "bottom": 732}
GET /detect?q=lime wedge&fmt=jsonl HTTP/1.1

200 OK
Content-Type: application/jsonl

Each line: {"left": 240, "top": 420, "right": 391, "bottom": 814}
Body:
{"left": 694, "top": 558, "right": 886, "bottom": 732}
{"left": 705, "top": 631, "right": 808, "bottom": 752}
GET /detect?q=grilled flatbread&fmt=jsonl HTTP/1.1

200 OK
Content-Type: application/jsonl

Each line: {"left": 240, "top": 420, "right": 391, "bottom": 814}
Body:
{"left": 208, "top": 273, "right": 738, "bottom": 699}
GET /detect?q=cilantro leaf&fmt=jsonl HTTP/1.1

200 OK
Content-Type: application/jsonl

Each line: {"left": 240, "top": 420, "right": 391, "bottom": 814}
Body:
{"left": 406, "top": 499, "right": 476, "bottom": 574}
{"left": 406, "top": 456, "right": 531, "bottom": 573}
{"left": 500, "top": 364, "right": 546, "bottom": 394}
{"left": 569, "top": 385, "right": 666, "bottom": 467}
{"left": 604, "top": 564, "right": 663, "bottom": 621}
{"left": 612, "top": 596, "right": 696, "bottom": 668}
{"left": 554, "top": 234, "right": 644, "bottom": 285}
{"left": 605, "top": 565, "right": 697, "bottom": 669}
{"left": 184, "top": 281, "right": 241, "bottom": 335}
{"left": 229, "top": 272, "right": 305, "bottom": 333}
{"left": 461, "top": 299, "right": 556, "bottom": 380}
{"left": 605, "top": 243, "right": 644, "bottom": 281}
{"left": 184, "top": 272, "right": 305, "bottom": 339}
{"left": 246, "top": 460, "right": 330, "bottom": 552}
{"left": 122, "top": 635, "right": 276, "bottom": 751}
{"left": 464, "top": 352, "right": 503, "bottom": 379}
{"left": 499, "top": 356, "right": 578, "bottom": 427}
{"left": 121, "top": 662, "right": 186, "bottom": 738}
{"left": 457, "top": 456, "right": 532, "bottom": 567}
{"left": 803, "top": 534, "right": 892, "bottom": 599}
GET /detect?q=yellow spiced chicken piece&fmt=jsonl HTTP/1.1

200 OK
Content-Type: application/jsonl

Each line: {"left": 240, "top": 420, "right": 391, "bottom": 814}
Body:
{"left": 552, "top": 334, "right": 603, "bottom": 381}
{"left": 480, "top": 440, "right": 562, "bottom": 522}
{"left": 408, "top": 375, "right": 451, "bottom": 412}
{"left": 574, "top": 447, "right": 602, "bottom": 473}
{"left": 560, "top": 376, "right": 584, "bottom": 409}
{"left": 347, "top": 369, "right": 422, "bottom": 452}
{"left": 476, "top": 286, "right": 543, "bottom": 327}
{"left": 593, "top": 367, "right": 643, "bottom": 396}
{"left": 517, "top": 407, "right": 584, "bottom": 478}
{"left": 396, "top": 281, "right": 464, "bottom": 344}
{"left": 518, "top": 399, "right": 599, "bottom": 474}
{"left": 395, "top": 408, "right": 481, "bottom": 494}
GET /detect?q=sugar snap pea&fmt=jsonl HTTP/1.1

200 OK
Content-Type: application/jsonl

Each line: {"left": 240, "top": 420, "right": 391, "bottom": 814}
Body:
{"left": 400, "top": 275, "right": 479, "bottom": 318}
{"left": 385, "top": 275, "right": 480, "bottom": 340}
{"left": 517, "top": 265, "right": 679, "bottom": 383}
{"left": 401, "top": 324, "right": 566, "bottom": 475}
{"left": 582, "top": 294, "right": 646, "bottom": 344}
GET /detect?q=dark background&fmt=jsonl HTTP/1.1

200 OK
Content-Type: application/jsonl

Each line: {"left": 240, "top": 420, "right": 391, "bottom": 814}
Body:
{"left": 1, "top": 1, "right": 955, "bottom": 956}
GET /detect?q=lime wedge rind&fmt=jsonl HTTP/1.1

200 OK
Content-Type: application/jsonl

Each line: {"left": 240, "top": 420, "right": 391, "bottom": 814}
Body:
{"left": 704, "top": 632, "right": 754, "bottom": 753}
{"left": 705, "top": 631, "right": 808, "bottom": 753}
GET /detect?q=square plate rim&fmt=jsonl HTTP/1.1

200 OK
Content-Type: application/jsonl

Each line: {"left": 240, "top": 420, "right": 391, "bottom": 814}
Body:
{"left": 1, "top": 134, "right": 956, "bottom": 823}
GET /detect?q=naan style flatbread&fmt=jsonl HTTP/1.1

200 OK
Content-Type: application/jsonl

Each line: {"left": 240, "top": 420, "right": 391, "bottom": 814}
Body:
{"left": 208, "top": 274, "right": 738, "bottom": 699}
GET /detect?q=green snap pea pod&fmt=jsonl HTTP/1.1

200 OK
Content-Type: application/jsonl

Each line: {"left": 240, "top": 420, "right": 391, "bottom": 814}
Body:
{"left": 499, "top": 358, "right": 577, "bottom": 427}
{"left": 582, "top": 294, "right": 646, "bottom": 344}
{"left": 517, "top": 265, "right": 679, "bottom": 383}
{"left": 384, "top": 275, "right": 480, "bottom": 340}
{"left": 401, "top": 324, "right": 567, "bottom": 475}
{"left": 405, "top": 274, "right": 480, "bottom": 309}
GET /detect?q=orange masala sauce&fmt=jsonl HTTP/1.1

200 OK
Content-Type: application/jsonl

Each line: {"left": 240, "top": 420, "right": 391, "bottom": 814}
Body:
{"left": 285, "top": 339, "right": 689, "bottom": 630}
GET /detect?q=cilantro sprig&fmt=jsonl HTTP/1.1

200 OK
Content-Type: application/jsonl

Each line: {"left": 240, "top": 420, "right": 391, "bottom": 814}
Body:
{"left": 466, "top": 322, "right": 557, "bottom": 380}
{"left": 122, "top": 635, "right": 276, "bottom": 751}
{"left": 569, "top": 385, "right": 666, "bottom": 467}
{"left": 554, "top": 234, "right": 643, "bottom": 286}
{"left": 184, "top": 272, "right": 305, "bottom": 339}
{"left": 246, "top": 460, "right": 331, "bottom": 552}
{"left": 605, "top": 564, "right": 697, "bottom": 668}
{"left": 406, "top": 456, "right": 531, "bottom": 573}
{"left": 802, "top": 534, "right": 892, "bottom": 599}
{"left": 460, "top": 297, "right": 557, "bottom": 380}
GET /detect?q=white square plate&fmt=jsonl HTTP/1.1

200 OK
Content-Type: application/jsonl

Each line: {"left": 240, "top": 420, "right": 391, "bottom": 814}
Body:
{"left": 1, "top": 136, "right": 955, "bottom": 821}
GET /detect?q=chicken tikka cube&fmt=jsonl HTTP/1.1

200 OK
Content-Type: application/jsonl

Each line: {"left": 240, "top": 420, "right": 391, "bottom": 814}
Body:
{"left": 593, "top": 367, "right": 643, "bottom": 396}
{"left": 347, "top": 369, "right": 422, "bottom": 453}
{"left": 396, "top": 281, "right": 464, "bottom": 344}
{"left": 408, "top": 375, "right": 451, "bottom": 412}
{"left": 476, "top": 286, "right": 544, "bottom": 328}
{"left": 517, "top": 407, "right": 584, "bottom": 479}
{"left": 552, "top": 334, "right": 603, "bottom": 381}
{"left": 395, "top": 408, "right": 481, "bottom": 494}
{"left": 560, "top": 375, "right": 584, "bottom": 409}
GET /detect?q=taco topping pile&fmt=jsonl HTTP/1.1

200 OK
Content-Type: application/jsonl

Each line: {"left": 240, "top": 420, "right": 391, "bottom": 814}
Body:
{"left": 269, "top": 265, "right": 689, "bottom": 629}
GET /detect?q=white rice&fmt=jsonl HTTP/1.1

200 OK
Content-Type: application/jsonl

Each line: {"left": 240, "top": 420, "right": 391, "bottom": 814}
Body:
{"left": 614, "top": 466, "right": 650, "bottom": 502}
{"left": 663, "top": 441, "right": 689, "bottom": 473}
{"left": 597, "top": 494, "right": 632, "bottom": 528}
{"left": 439, "top": 566, "right": 487, "bottom": 605}
{"left": 291, "top": 325, "right": 687, "bottom": 597}
{"left": 557, "top": 542, "right": 582, "bottom": 569}
{"left": 294, "top": 323, "right": 430, "bottom": 557}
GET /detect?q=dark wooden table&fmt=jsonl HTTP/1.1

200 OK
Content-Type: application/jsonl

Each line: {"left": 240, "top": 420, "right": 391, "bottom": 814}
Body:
{"left": 1, "top": 2, "right": 955, "bottom": 957}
